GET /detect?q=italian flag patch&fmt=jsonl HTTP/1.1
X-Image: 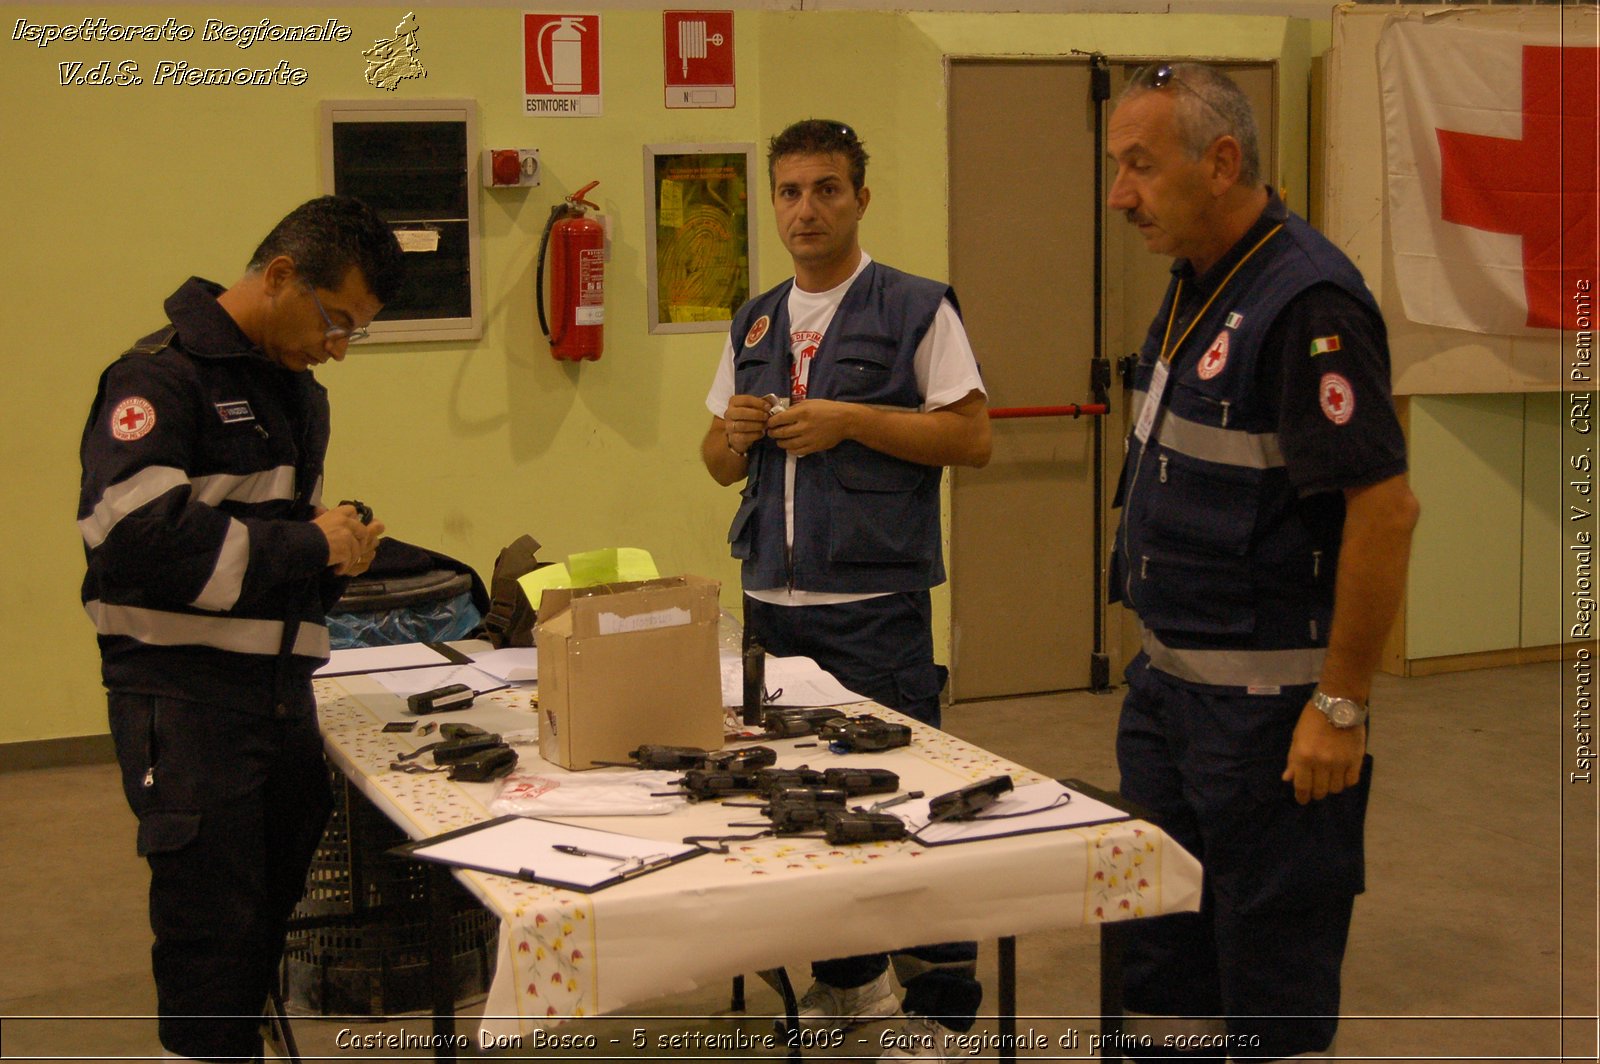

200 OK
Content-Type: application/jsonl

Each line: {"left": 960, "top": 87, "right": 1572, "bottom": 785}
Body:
{"left": 1310, "top": 335, "right": 1342, "bottom": 356}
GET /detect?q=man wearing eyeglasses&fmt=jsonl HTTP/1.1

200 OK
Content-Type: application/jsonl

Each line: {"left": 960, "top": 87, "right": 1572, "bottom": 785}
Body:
{"left": 77, "top": 195, "right": 404, "bottom": 1062}
{"left": 1106, "top": 65, "right": 1418, "bottom": 1060}
{"left": 701, "top": 119, "right": 991, "bottom": 1060}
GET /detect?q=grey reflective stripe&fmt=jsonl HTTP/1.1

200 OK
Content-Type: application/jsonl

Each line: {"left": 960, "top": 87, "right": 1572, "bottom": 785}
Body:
{"left": 1156, "top": 409, "right": 1283, "bottom": 469}
{"left": 1121, "top": 1012, "right": 1227, "bottom": 1040}
{"left": 79, "top": 466, "right": 188, "bottom": 549}
{"left": 190, "top": 465, "right": 296, "bottom": 507}
{"left": 308, "top": 474, "right": 324, "bottom": 510}
{"left": 1143, "top": 628, "right": 1324, "bottom": 688}
{"left": 84, "top": 600, "right": 330, "bottom": 658}
{"left": 189, "top": 519, "right": 249, "bottom": 611}
{"left": 1129, "top": 388, "right": 1146, "bottom": 429}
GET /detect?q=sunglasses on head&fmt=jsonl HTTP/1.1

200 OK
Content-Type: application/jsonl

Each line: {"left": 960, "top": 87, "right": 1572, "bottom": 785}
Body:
{"left": 1130, "top": 63, "right": 1224, "bottom": 120}
{"left": 817, "top": 120, "right": 858, "bottom": 144}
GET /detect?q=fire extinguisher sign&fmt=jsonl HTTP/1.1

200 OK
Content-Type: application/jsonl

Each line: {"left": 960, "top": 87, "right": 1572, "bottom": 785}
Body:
{"left": 523, "top": 13, "right": 602, "bottom": 116}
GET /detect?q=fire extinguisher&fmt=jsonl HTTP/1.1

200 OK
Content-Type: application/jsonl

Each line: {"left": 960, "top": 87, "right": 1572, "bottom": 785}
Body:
{"left": 537, "top": 180, "right": 605, "bottom": 362}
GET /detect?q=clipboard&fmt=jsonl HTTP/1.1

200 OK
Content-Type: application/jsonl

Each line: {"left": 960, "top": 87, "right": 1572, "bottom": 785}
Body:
{"left": 391, "top": 816, "right": 706, "bottom": 892}
{"left": 904, "top": 780, "right": 1133, "bottom": 846}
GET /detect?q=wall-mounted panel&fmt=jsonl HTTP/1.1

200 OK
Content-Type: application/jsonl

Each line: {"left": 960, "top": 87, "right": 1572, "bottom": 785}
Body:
{"left": 321, "top": 99, "right": 482, "bottom": 341}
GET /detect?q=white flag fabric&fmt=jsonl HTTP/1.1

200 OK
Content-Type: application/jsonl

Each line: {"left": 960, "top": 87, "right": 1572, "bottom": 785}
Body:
{"left": 1378, "top": 20, "right": 1597, "bottom": 336}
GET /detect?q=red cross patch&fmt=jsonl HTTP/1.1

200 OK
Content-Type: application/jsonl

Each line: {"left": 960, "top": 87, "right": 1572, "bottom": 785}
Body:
{"left": 1319, "top": 373, "right": 1355, "bottom": 425}
{"left": 1197, "top": 331, "right": 1230, "bottom": 380}
{"left": 744, "top": 314, "right": 771, "bottom": 348}
{"left": 110, "top": 397, "right": 156, "bottom": 441}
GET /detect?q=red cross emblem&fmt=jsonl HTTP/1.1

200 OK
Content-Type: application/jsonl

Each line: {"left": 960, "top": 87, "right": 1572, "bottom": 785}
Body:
{"left": 1197, "top": 331, "right": 1230, "bottom": 380}
{"left": 1319, "top": 373, "right": 1354, "bottom": 426}
{"left": 110, "top": 397, "right": 156, "bottom": 441}
{"left": 743, "top": 314, "right": 770, "bottom": 348}
{"left": 1437, "top": 45, "right": 1598, "bottom": 330}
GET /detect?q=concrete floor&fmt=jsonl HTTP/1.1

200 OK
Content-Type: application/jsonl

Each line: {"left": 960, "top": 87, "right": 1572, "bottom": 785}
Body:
{"left": 1, "top": 661, "right": 1594, "bottom": 1061}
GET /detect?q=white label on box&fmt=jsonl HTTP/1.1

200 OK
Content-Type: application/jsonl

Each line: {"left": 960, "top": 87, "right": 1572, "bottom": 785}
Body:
{"left": 598, "top": 606, "right": 691, "bottom": 635}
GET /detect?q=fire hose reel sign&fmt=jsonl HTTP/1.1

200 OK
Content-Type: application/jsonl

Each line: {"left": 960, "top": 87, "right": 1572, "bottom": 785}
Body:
{"left": 663, "top": 11, "right": 733, "bottom": 109}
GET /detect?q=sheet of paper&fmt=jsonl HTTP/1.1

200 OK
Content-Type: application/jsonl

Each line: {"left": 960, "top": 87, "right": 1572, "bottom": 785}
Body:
{"left": 568, "top": 546, "right": 659, "bottom": 586}
{"left": 371, "top": 663, "right": 507, "bottom": 699}
{"left": 516, "top": 547, "right": 662, "bottom": 610}
{"left": 766, "top": 655, "right": 869, "bottom": 706}
{"left": 407, "top": 817, "right": 699, "bottom": 888}
{"left": 898, "top": 780, "right": 1129, "bottom": 844}
{"left": 469, "top": 647, "right": 539, "bottom": 682}
{"left": 718, "top": 652, "right": 869, "bottom": 707}
{"left": 314, "top": 643, "right": 453, "bottom": 677}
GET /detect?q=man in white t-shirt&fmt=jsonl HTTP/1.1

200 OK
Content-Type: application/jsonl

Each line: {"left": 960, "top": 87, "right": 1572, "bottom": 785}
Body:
{"left": 700, "top": 119, "right": 991, "bottom": 1062}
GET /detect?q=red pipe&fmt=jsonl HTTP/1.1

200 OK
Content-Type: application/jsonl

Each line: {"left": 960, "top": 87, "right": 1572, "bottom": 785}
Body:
{"left": 988, "top": 404, "right": 1108, "bottom": 419}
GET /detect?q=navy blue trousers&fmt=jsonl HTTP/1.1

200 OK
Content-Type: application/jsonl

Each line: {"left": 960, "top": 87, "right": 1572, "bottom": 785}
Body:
{"left": 110, "top": 693, "right": 332, "bottom": 1063}
{"left": 1115, "top": 656, "right": 1370, "bottom": 1061}
{"left": 744, "top": 592, "right": 979, "bottom": 1029}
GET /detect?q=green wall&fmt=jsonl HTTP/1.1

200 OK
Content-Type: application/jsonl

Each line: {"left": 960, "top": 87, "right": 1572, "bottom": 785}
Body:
{"left": 1406, "top": 394, "right": 1569, "bottom": 660}
{"left": 6, "top": 6, "right": 1321, "bottom": 745}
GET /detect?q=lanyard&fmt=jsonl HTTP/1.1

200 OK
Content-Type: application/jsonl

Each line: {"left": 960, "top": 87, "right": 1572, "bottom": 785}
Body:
{"left": 1157, "top": 224, "right": 1284, "bottom": 365}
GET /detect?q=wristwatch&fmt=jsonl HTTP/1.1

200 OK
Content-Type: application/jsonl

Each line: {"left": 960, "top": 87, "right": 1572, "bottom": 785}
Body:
{"left": 1311, "top": 690, "right": 1368, "bottom": 729}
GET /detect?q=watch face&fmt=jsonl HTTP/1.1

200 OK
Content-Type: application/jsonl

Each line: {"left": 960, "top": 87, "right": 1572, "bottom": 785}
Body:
{"left": 1329, "top": 701, "right": 1359, "bottom": 727}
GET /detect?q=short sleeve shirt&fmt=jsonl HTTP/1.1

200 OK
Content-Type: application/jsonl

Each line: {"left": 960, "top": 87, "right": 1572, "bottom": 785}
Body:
{"left": 1266, "top": 282, "right": 1408, "bottom": 497}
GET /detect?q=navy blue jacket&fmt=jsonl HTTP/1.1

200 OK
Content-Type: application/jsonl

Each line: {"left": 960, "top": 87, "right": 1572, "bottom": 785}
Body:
{"left": 78, "top": 278, "right": 345, "bottom": 716}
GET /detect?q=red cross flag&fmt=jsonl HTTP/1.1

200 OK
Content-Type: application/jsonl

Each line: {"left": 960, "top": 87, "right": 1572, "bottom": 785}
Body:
{"left": 1379, "top": 21, "right": 1597, "bottom": 335}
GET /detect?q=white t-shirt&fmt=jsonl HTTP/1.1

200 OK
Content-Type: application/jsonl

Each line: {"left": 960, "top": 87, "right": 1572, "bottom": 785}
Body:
{"left": 704, "top": 253, "right": 986, "bottom": 605}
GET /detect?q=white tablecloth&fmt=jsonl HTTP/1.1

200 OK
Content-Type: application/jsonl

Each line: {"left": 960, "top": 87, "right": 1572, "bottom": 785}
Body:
{"left": 315, "top": 669, "right": 1202, "bottom": 1048}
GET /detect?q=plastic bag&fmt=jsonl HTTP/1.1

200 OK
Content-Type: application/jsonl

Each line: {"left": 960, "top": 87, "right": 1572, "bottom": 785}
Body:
{"left": 489, "top": 769, "right": 687, "bottom": 817}
{"left": 327, "top": 590, "right": 482, "bottom": 650}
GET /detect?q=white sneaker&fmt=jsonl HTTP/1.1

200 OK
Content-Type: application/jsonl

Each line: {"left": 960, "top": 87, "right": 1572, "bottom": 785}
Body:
{"left": 777, "top": 971, "right": 900, "bottom": 1033}
{"left": 879, "top": 1015, "right": 954, "bottom": 1062}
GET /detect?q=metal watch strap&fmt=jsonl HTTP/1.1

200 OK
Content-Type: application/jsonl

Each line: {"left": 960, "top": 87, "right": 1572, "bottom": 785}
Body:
{"left": 1312, "top": 689, "right": 1367, "bottom": 728}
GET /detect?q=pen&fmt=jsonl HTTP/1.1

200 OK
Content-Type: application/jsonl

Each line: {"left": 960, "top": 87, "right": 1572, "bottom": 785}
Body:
{"left": 553, "top": 844, "right": 637, "bottom": 862}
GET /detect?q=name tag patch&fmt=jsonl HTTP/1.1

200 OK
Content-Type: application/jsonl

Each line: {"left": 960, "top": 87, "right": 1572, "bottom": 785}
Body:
{"left": 214, "top": 400, "right": 255, "bottom": 424}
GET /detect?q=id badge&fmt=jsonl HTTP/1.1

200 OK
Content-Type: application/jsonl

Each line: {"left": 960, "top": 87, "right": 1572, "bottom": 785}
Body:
{"left": 1134, "top": 360, "right": 1169, "bottom": 445}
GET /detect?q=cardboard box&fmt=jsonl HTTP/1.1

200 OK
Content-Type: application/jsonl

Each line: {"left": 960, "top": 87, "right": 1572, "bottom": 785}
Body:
{"left": 536, "top": 575, "right": 724, "bottom": 769}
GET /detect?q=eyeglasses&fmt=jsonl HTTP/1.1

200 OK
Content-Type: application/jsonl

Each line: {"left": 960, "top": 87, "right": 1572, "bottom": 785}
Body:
{"left": 305, "top": 284, "right": 368, "bottom": 345}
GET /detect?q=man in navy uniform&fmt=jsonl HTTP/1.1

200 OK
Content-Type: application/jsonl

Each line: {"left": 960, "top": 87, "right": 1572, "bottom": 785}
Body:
{"left": 79, "top": 196, "right": 402, "bottom": 1062}
{"left": 1106, "top": 64, "right": 1419, "bottom": 1060}
{"left": 701, "top": 119, "right": 991, "bottom": 1060}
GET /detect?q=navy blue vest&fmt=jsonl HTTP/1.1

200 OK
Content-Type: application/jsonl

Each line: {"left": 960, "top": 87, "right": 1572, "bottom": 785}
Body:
{"left": 725, "top": 262, "right": 953, "bottom": 593}
{"left": 1111, "top": 203, "right": 1383, "bottom": 652}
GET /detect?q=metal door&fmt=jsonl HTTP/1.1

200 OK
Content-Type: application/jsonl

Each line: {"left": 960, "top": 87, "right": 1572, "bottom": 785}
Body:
{"left": 948, "top": 58, "right": 1277, "bottom": 700}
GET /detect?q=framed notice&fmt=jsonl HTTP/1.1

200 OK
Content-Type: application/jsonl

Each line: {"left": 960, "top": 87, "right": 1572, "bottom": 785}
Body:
{"left": 643, "top": 143, "right": 756, "bottom": 334}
